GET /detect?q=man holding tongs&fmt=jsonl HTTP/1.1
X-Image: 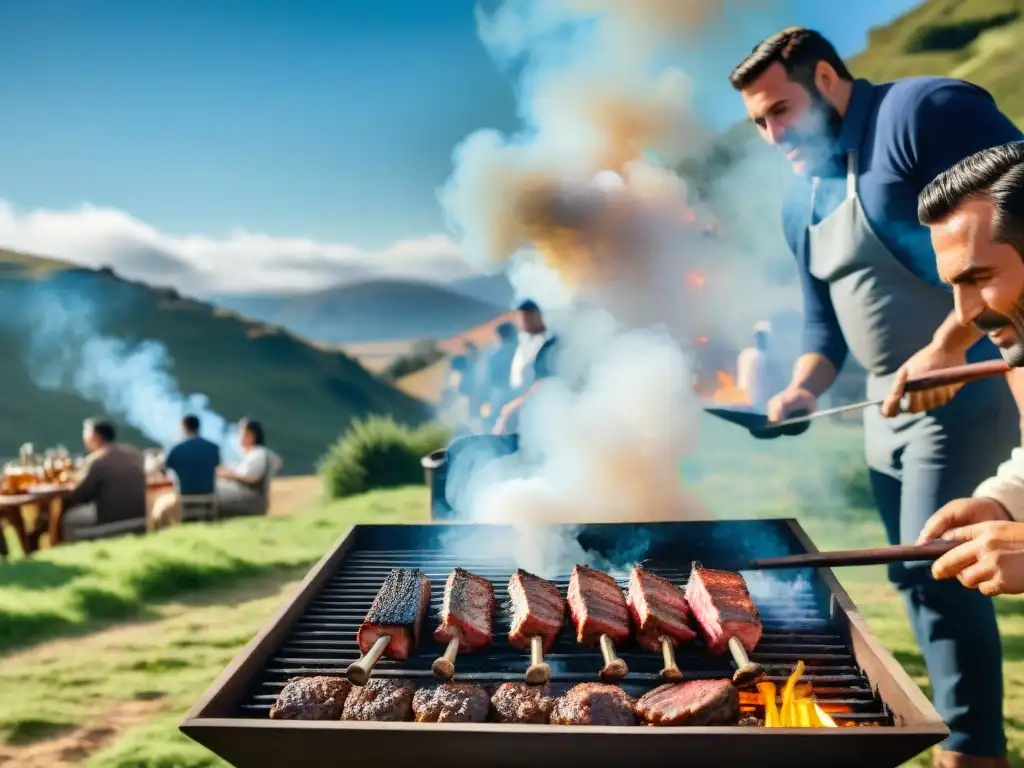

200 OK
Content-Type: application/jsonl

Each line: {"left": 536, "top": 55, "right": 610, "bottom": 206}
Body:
{"left": 730, "top": 27, "right": 1021, "bottom": 767}
{"left": 910, "top": 141, "right": 1024, "bottom": 603}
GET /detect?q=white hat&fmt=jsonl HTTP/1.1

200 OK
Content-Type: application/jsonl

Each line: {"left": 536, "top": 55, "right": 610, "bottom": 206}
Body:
{"left": 753, "top": 320, "right": 772, "bottom": 334}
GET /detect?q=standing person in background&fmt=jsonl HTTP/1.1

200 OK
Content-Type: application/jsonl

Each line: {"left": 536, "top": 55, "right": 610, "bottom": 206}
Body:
{"left": 736, "top": 321, "right": 775, "bottom": 410}
{"left": 730, "top": 27, "right": 1020, "bottom": 766}
{"left": 149, "top": 414, "right": 221, "bottom": 530}
{"left": 215, "top": 419, "right": 281, "bottom": 518}
{"left": 509, "top": 300, "right": 553, "bottom": 396}
{"left": 483, "top": 321, "right": 519, "bottom": 428}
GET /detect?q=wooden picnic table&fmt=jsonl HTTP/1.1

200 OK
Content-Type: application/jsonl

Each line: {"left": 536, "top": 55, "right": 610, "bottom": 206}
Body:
{"left": 0, "top": 477, "right": 174, "bottom": 557}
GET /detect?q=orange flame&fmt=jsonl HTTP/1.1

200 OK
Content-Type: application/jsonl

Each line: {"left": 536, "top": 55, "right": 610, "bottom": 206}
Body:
{"left": 708, "top": 370, "right": 750, "bottom": 405}
{"left": 685, "top": 272, "right": 705, "bottom": 288}
{"left": 754, "top": 662, "right": 838, "bottom": 728}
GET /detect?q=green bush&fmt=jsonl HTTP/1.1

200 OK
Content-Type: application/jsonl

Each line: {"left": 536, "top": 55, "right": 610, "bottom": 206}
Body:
{"left": 318, "top": 416, "right": 450, "bottom": 500}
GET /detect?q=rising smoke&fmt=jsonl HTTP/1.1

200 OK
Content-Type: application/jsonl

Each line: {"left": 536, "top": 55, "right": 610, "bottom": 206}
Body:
{"left": 437, "top": 0, "right": 796, "bottom": 577}
{"left": 17, "top": 283, "right": 237, "bottom": 454}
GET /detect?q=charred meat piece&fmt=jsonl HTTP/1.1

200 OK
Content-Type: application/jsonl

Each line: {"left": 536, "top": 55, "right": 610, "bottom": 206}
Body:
{"left": 434, "top": 568, "right": 495, "bottom": 652}
{"left": 550, "top": 682, "right": 637, "bottom": 726}
{"left": 412, "top": 683, "right": 490, "bottom": 723}
{"left": 636, "top": 680, "right": 740, "bottom": 726}
{"left": 269, "top": 676, "right": 352, "bottom": 720}
{"left": 490, "top": 682, "right": 557, "bottom": 724}
{"left": 626, "top": 566, "right": 696, "bottom": 652}
{"left": 508, "top": 569, "right": 566, "bottom": 652}
{"left": 567, "top": 565, "right": 630, "bottom": 646}
{"left": 341, "top": 678, "right": 417, "bottom": 722}
{"left": 685, "top": 566, "right": 762, "bottom": 655}
{"left": 356, "top": 568, "right": 431, "bottom": 660}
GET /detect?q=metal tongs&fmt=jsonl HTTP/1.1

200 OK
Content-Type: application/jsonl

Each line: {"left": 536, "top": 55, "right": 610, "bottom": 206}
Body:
{"left": 704, "top": 359, "right": 1009, "bottom": 438}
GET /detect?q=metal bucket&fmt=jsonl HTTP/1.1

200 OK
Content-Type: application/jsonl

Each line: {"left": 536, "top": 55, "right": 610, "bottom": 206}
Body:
{"left": 421, "top": 433, "right": 519, "bottom": 520}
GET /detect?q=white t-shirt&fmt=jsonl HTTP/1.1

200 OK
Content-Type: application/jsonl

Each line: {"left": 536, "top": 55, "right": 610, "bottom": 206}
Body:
{"left": 509, "top": 332, "right": 551, "bottom": 389}
{"left": 235, "top": 446, "right": 273, "bottom": 485}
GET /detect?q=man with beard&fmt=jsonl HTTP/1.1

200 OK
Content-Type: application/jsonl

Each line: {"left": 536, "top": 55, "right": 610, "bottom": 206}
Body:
{"left": 730, "top": 27, "right": 1020, "bottom": 767}
{"left": 914, "top": 142, "right": 1024, "bottom": 601}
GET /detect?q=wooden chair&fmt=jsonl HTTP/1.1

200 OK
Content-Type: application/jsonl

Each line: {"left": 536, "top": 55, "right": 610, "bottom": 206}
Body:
{"left": 179, "top": 493, "right": 219, "bottom": 523}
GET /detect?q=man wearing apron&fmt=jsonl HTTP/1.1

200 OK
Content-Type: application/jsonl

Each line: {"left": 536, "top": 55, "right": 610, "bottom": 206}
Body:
{"left": 730, "top": 28, "right": 1022, "bottom": 767}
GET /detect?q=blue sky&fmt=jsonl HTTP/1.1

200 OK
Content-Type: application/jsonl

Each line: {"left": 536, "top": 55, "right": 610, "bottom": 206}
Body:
{"left": 0, "top": 0, "right": 922, "bottom": 291}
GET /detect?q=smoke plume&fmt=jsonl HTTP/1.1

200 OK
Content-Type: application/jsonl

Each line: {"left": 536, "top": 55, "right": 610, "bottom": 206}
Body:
{"left": 17, "top": 284, "right": 237, "bottom": 454}
{"left": 437, "top": 0, "right": 802, "bottom": 577}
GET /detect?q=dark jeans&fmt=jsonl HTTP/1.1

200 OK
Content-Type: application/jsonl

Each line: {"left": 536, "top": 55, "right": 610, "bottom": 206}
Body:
{"left": 864, "top": 376, "right": 1019, "bottom": 756}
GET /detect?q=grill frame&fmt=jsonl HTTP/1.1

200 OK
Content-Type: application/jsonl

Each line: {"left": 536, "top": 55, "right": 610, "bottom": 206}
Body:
{"left": 181, "top": 519, "right": 948, "bottom": 768}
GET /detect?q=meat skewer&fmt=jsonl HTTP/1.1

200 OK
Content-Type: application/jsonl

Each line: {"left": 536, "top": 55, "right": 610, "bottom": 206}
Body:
{"left": 347, "top": 568, "right": 431, "bottom": 686}
{"left": 684, "top": 563, "right": 764, "bottom": 688}
{"left": 626, "top": 566, "right": 696, "bottom": 681}
{"left": 507, "top": 569, "right": 567, "bottom": 685}
{"left": 567, "top": 565, "right": 630, "bottom": 681}
{"left": 431, "top": 568, "right": 495, "bottom": 681}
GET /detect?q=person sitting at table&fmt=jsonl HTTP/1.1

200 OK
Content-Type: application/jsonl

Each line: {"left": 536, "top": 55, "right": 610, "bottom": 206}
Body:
{"left": 59, "top": 417, "right": 147, "bottom": 542}
{"left": 215, "top": 419, "right": 281, "bottom": 518}
{"left": 150, "top": 413, "right": 222, "bottom": 530}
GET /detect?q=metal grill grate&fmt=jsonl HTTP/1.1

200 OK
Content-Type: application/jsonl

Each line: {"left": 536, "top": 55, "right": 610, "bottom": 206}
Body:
{"left": 235, "top": 546, "right": 891, "bottom": 725}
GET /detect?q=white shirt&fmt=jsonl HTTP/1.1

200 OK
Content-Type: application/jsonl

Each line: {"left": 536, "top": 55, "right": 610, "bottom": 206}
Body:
{"left": 509, "top": 331, "right": 550, "bottom": 390}
{"left": 234, "top": 446, "right": 281, "bottom": 486}
{"left": 974, "top": 447, "right": 1024, "bottom": 520}
{"left": 736, "top": 347, "right": 768, "bottom": 409}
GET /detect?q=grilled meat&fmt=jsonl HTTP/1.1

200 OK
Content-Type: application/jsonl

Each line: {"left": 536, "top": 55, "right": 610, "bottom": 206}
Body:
{"left": 636, "top": 680, "right": 740, "bottom": 726}
{"left": 356, "top": 568, "right": 431, "bottom": 660}
{"left": 567, "top": 565, "right": 630, "bottom": 646}
{"left": 685, "top": 565, "right": 762, "bottom": 655}
{"left": 550, "top": 682, "right": 637, "bottom": 726}
{"left": 434, "top": 568, "right": 495, "bottom": 652}
{"left": 412, "top": 683, "right": 490, "bottom": 723}
{"left": 341, "top": 678, "right": 417, "bottom": 722}
{"left": 508, "top": 569, "right": 566, "bottom": 652}
{"left": 268, "top": 676, "right": 352, "bottom": 720}
{"left": 490, "top": 682, "right": 557, "bottom": 724}
{"left": 626, "top": 566, "right": 696, "bottom": 652}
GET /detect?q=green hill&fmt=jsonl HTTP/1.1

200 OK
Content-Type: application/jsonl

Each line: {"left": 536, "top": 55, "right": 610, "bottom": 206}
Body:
{"left": 0, "top": 249, "right": 430, "bottom": 473}
{"left": 850, "top": 0, "right": 1024, "bottom": 124}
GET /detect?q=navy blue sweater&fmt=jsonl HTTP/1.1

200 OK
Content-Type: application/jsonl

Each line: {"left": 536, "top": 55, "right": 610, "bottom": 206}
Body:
{"left": 781, "top": 77, "right": 1022, "bottom": 370}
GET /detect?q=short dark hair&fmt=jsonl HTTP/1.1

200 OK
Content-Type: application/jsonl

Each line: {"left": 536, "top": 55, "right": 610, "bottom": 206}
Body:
{"left": 241, "top": 418, "right": 265, "bottom": 446}
{"left": 85, "top": 417, "right": 116, "bottom": 443}
{"left": 729, "top": 27, "right": 853, "bottom": 91}
{"left": 918, "top": 141, "right": 1024, "bottom": 256}
{"left": 182, "top": 414, "right": 200, "bottom": 433}
{"left": 517, "top": 299, "right": 540, "bottom": 313}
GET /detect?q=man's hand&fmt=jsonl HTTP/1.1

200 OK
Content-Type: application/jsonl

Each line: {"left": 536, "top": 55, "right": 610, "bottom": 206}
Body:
{"left": 881, "top": 342, "right": 966, "bottom": 417}
{"left": 917, "top": 497, "right": 1011, "bottom": 544}
{"left": 930, "top": 520, "right": 1024, "bottom": 596}
{"left": 766, "top": 386, "right": 817, "bottom": 423}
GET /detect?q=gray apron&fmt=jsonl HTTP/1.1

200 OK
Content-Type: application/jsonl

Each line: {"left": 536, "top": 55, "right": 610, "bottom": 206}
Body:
{"left": 806, "top": 151, "right": 1017, "bottom": 755}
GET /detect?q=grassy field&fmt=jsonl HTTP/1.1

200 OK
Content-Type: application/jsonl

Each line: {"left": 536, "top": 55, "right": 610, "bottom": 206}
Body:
{"left": 1, "top": 417, "right": 1023, "bottom": 767}
{"left": 0, "top": 248, "right": 428, "bottom": 473}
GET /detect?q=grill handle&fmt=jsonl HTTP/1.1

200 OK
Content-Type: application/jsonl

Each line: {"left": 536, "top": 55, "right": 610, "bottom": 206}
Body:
{"left": 748, "top": 540, "right": 958, "bottom": 570}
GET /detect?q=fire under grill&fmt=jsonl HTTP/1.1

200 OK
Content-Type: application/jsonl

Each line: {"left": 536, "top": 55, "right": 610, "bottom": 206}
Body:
{"left": 182, "top": 520, "right": 947, "bottom": 767}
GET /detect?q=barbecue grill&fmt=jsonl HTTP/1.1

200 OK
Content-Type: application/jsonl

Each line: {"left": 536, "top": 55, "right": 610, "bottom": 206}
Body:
{"left": 182, "top": 519, "right": 948, "bottom": 767}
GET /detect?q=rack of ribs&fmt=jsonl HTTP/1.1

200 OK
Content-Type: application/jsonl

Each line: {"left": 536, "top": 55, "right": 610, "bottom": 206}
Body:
{"left": 507, "top": 569, "right": 567, "bottom": 685}
{"left": 684, "top": 564, "right": 764, "bottom": 688}
{"left": 431, "top": 568, "right": 496, "bottom": 681}
{"left": 567, "top": 565, "right": 630, "bottom": 681}
{"left": 626, "top": 566, "right": 696, "bottom": 681}
{"left": 347, "top": 568, "right": 431, "bottom": 685}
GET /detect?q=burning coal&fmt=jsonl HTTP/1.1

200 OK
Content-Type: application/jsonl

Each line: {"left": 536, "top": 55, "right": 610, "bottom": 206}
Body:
{"left": 16, "top": 283, "right": 237, "bottom": 454}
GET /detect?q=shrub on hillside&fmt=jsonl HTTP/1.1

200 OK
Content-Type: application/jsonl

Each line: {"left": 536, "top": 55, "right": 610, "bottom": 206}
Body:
{"left": 318, "top": 416, "right": 450, "bottom": 499}
{"left": 383, "top": 340, "right": 445, "bottom": 381}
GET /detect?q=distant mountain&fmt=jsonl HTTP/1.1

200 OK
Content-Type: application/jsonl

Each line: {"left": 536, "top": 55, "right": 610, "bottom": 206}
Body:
{"left": 448, "top": 274, "right": 515, "bottom": 307}
{"left": 211, "top": 278, "right": 505, "bottom": 344}
{"left": 0, "top": 249, "right": 429, "bottom": 472}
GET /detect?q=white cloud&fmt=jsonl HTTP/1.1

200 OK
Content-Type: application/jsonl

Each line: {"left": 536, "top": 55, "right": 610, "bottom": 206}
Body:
{"left": 0, "top": 199, "right": 478, "bottom": 295}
